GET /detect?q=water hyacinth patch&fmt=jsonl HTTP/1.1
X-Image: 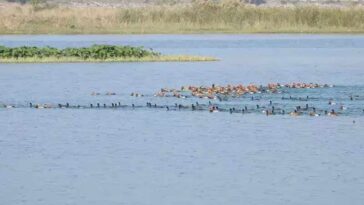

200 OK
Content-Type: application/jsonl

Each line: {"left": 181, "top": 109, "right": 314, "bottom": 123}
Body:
{"left": 0, "top": 44, "right": 160, "bottom": 59}
{"left": 0, "top": 45, "right": 217, "bottom": 63}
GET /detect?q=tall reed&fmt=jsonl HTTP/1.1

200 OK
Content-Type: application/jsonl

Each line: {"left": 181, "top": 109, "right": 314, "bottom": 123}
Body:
{"left": 1, "top": 1, "right": 364, "bottom": 34}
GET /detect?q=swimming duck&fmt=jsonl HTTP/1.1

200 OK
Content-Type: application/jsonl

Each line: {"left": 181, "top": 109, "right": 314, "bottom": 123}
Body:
{"left": 106, "top": 92, "right": 116, "bottom": 96}
{"left": 290, "top": 110, "right": 300, "bottom": 116}
{"left": 209, "top": 106, "right": 219, "bottom": 113}
{"left": 328, "top": 100, "right": 336, "bottom": 105}
{"left": 340, "top": 105, "right": 347, "bottom": 110}
{"left": 263, "top": 109, "right": 273, "bottom": 116}
{"left": 44, "top": 104, "right": 52, "bottom": 109}
{"left": 91, "top": 92, "right": 100, "bottom": 96}
{"left": 328, "top": 109, "right": 338, "bottom": 116}
{"left": 304, "top": 104, "right": 309, "bottom": 110}
{"left": 35, "top": 104, "right": 44, "bottom": 109}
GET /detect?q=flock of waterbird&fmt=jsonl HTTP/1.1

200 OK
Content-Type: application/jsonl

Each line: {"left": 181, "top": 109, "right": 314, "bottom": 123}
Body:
{"left": 1, "top": 82, "right": 363, "bottom": 117}
{"left": 154, "top": 82, "right": 333, "bottom": 99}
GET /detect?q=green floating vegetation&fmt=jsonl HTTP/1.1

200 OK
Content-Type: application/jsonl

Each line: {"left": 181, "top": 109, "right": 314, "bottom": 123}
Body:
{"left": 0, "top": 44, "right": 159, "bottom": 59}
{"left": 0, "top": 45, "right": 217, "bottom": 63}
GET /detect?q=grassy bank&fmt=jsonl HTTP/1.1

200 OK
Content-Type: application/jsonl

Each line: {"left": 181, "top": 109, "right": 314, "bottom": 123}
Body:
{"left": 1, "top": 2, "right": 364, "bottom": 34}
{"left": 0, "top": 56, "right": 218, "bottom": 63}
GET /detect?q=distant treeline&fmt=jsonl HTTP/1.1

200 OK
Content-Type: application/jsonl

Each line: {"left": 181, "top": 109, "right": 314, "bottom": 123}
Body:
{"left": 0, "top": 45, "right": 159, "bottom": 59}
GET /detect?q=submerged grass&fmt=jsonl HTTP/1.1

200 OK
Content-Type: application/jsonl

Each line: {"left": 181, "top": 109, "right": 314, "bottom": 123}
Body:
{"left": 0, "top": 56, "right": 218, "bottom": 63}
{"left": 1, "top": 1, "right": 364, "bottom": 34}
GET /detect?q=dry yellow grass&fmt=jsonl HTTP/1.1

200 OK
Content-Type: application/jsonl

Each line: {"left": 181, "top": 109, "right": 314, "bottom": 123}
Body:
{"left": 1, "top": 2, "right": 364, "bottom": 34}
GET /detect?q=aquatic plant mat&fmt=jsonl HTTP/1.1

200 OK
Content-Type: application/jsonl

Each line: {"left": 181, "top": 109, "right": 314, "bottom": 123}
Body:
{"left": 2, "top": 83, "right": 363, "bottom": 117}
{"left": 1, "top": 2, "right": 364, "bottom": 34}
{"left": 0, "top": 45, "right": 217, "bottom": 63}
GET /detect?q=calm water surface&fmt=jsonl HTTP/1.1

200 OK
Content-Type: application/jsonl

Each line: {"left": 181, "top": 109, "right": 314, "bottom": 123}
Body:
{"left": 0, "top": 35, "right": 364, "bottom": 205}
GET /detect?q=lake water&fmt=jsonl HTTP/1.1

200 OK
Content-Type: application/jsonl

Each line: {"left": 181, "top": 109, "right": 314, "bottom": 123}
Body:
{"left": 0, "top": 35, "right": 364, "bottom": 205}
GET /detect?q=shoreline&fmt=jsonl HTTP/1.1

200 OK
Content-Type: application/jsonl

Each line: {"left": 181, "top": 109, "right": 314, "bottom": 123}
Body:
{"left": 3, "top": 31, "right": 364, "bottom": 35}
{"left": 2, "top": 27, "right": 364, "bottom": 35}
{"left": 1, "top": 33, "right": 364, "bottom": 37}
{"left": 0, "top": 55, "right": 218, "bottom": 63}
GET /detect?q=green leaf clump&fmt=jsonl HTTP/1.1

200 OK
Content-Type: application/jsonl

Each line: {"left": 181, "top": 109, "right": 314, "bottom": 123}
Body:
{"left": 0, "top": 44, "right": 160, "bottom": 59}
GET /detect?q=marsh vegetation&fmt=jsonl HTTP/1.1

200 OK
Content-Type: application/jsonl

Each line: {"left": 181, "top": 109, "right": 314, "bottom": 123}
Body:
{"left": 0, "top": 45, "right": 217, "bottom": 62}
{"left": 1, "top": 1, "right": 364, "bottom": 34}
